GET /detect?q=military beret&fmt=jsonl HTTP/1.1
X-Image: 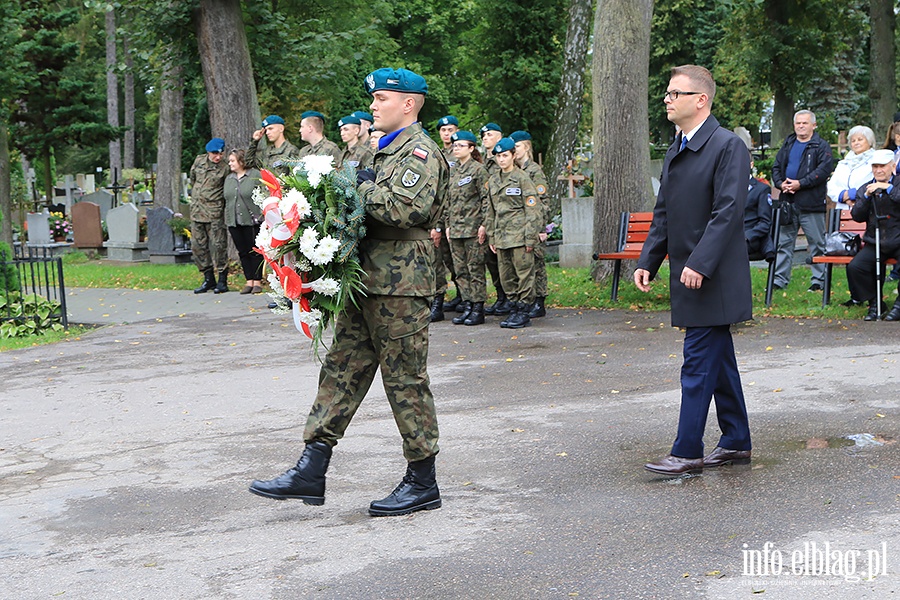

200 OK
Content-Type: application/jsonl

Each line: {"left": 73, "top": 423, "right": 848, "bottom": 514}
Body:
{"left": 338, "top": 115, "right": 361, "bottom": 127}
{"left": 492, "top": 137, "right": 516, "bottom": 155}
{"left": 480, "top": 122, "right": 502, "bottom": 135}
{"left": 261, "top": 115, "right": 285, "bottom": 127}
{"left": 438, "top": 115, "right": 459, "bottom": 127}
{"left": 352, "top": 111, "right": 374, "bottom": 122}
{"left": 870, "top": 149, "right": 896, "bottom": 165}
{"left": 205, "top": 138, "right": 225, "bottom": 153}
{"left": 510, "top": 130, "right": 532, "bottom": 142}
{"left": 301, "top": 110, "right": 326, "bottom": 121}
{"left": 364, "top": 68, "right": 428, "bottom": 95}
{"left": 451, "top": 131, "right": 477, "bottom": 144}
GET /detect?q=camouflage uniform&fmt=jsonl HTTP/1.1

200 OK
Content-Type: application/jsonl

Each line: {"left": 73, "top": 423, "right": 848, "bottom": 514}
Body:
{"left": 481, "top": 153, "right": 503, "bottom": 295}
{"left": 521, "top": 159, "right": 550, "bottom": 298}
{"left": 303, "top": 122, "right": 448, "bottom": 461}
{"left": 298, "top": 137, "right": 343, "bottom": 165}
{"left": 340, "top": 143, "right": 374, "bottom": 171}
{"left": 485, "top": 167, "right": 541, "bottom": 305}
{"left": 188, "top": 154, "right": 229, "bottom": 273}
{"left": 246, "top": 136, "right": 301, "bottom": 177}
{"left": 442, "top": 146, "right": 457, "bottom": 171}
{"left": 447, "top": 158, "right": 489, "bottom": 303}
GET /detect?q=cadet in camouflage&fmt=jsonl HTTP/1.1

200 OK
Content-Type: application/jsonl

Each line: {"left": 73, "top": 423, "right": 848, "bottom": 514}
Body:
{"left": 337, "top": 115, "right": 374, "bottom": 171}
{"left": 189, "top": 138, "right": 230, "bottom": 294}
{"left": 512, "top": 131, "right": 551, "bottom": 318}
{"left": 249, "top": 68, "right": 449, "bottom": 518}
{"left": 247, "top": 115, "right": 301, "bottom": 177}
{"left": 297, "top": 110, "right": 342, "bottom": 164}
{"left": 479, "top": 122, "right": 507, "bottom": 314}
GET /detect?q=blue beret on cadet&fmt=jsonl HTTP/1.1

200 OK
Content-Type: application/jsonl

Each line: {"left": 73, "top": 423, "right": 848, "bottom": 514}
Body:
{"left": 261, "top": 115, "right": 285, "bottom": 127}
{"left": 352, "top": 111, "right": 374, "bottom": 122}
{"left": 364, "top": 68, "right": 428, "bottom": 95}
{"left": 205, "top": 138, "right": 225, "bottom": 153}
{"left": 492, "top": 137, "right": 516, "bottom": 155}
{"left": 451, "top": 131, "right": 477, "bottom": 144}
{"left": 510, "top": 130, "right": 532, "bottom": 142}
{"left": 301, "top": 111, "right": 326, "bottom": 121}
{"left": 438, "top": 115, "right": 459, "bottom": 127}
{"left": 480, "top": 122, "right": 502, "bottom": 135}
{"left": 338, "top": 115, "right": 361, "bottom": 128}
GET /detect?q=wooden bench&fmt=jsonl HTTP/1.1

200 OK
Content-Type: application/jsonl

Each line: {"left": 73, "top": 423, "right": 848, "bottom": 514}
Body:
{"left": 811, "top": 208, "right": 897, "bottom": 307}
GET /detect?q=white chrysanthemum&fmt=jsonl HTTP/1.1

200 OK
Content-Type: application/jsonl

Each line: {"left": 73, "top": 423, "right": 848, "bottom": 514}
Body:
{"left": 255, "top": 226, "right": 272, "bottom": 249}
{"left": 251, "top": 186, "right": 267, "bottom": 207}
{"left": 310, "top": 244, "right": 334, "bottom": 266}
{"left": 310, "top": 277, "right": 340, "bottom": 296}
{"left": 318, "top": 235, "right": 340, "bottom": 255}
{"left": 267, "top": 273, "right": 284, "bottom": 295}
{"left": 298, "top": 308, "right": 322, "bottom": 327}
{"left": 302, "top": 155, "right": 335, "bottom": 187}
{"left": 285, "top": 188, "right": 312, "bottom": 218}
{"left": 299, "top": 227, "right": 319, "bottom": 257}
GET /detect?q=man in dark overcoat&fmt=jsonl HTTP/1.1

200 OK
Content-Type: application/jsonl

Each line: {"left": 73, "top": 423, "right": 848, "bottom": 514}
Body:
{"left": 634, "top": 64, "right": 753, "bottom": 475}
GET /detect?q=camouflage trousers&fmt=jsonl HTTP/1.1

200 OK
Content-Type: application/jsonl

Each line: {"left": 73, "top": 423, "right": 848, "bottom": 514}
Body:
{"left": 497, "top": 246, "right": 535, "bottom": 305}
{"left": 449, "top": 237, "right": 486, "bottom": 303}
{"left": 303, "top": 295, "right": 439, "bottom": 462}
{"left": 191, "top": 219, "right": 228, "bottom": 273}
{"left": 434, "top": 234, "right": 456, "bottom": 294}
{"left": 532, "top": 242, "right": 547, "bottom": 297}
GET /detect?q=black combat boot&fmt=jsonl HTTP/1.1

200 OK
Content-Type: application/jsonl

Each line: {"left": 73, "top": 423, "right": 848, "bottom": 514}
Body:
{"left": 443, "top": 288, "right": 462, "bottom": 312}
{"left": 430, "top": 293, "right": 445, "bottom": 322}
{"left": 884, "top": 299, "right": 900, "bottom": 321}
{"left": 499, "top": 301, "right": 518, "bottom": 327}
{"left": 493, "top": 297, "right": 513, "bottom": 315}
{"left": 484, "top": 290, "right": 507, "bottom": 315}
{"left": 368, "top": 456, "right": 441, "bottom": 517}
{"left": 864, "top": 299, "right": 887, "bottom": 321}
{"left": 503, "top": 302, "right": 532, "bottom": 329}
{"left": 248, "top": 441, "right": 333, "bottom": 505}
{"left": 213, "top": 270, "right": 229, "bottom": 294}
{"left": 193, "top": 269, "right": 216, "bottom": 294}
{"left": 528, "top": 296, "right": 547, "bottom": 318}
{"left": 464, "top": 301, "right": 485, "bottom": 326}
{"left": 451, "top": 301, "right": 472, "bottom": 324}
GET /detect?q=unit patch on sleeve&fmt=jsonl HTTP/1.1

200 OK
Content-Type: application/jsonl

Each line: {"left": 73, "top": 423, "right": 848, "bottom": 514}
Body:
{"left": 401, "top": 168, "right": 421, "bottom": 187}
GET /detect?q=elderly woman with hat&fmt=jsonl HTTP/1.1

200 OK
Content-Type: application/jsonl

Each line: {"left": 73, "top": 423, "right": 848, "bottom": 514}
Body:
{"left": 827, "top": 125, "right": 878, "bottom": 209}
{"left": 484, "top": 137, "right": 542, "bottom": 329}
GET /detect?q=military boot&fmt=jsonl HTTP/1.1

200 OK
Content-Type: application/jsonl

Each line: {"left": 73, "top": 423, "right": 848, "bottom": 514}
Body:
{"left": 484, "top": 291, "right": 507, "bottom": 315}
{"left": 193, "top": 269, "right": 216, "bottom": 294}
{"left": 503, "top": 302, "right": 532, "bottom": 329}
{"left": 430, "top": 293, "right": 445, "bottom": 322}
{"left": 213, "top": 270, "right": 229, "bottom": 294}
{"left": 499, "top": 301, "right": 518, "bottom": 327}
{"left": 443, "top": 291, "right": 462, "bottom": 312}
{"left": 248, "top": 441, "right": 333, "bottom": 505}
{"left": 528, "top": 296, "right": 547, "bottom": 318}
{"left": 884, "top": 299, "right": 900, "bottom": 321}
{"left": 451, "top": 301, "right": 472, "bottom": 324}
{"left": 368, "top": 455, "right": 441, "bottom": 517}
{"left": 464, "top": 301, "right": 485, "bottom": 326}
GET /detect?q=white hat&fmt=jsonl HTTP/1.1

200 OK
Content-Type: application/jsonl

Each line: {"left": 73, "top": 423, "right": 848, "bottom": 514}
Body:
{"left": 869, "top": 149, "right": 895, "bottom": 165}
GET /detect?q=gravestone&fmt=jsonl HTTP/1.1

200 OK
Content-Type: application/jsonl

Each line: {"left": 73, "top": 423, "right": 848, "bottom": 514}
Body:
{"left": 79, "top": 190, "right": 114, "bottom": 222}
{"left": 84, "top": 174, "right": 96, "bottom": 193}
{"left": 103, "top": 203, "right": 148, "bottom": 261}
{"left": 72, "top": 202, "right": 104, "bottom": 251}
{"left": 26, "top": 211, "right": 52, "bottom": 245}
{"left": 559, "top": 197, "right": 594, "bottom": 268}
{"left": 146, "top": 206, "right": 192, "bottom": 264}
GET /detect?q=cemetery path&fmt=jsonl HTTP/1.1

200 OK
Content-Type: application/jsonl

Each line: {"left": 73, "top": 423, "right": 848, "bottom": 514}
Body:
{"left": 2, "top": 300, "right": 900, "bottom": 599}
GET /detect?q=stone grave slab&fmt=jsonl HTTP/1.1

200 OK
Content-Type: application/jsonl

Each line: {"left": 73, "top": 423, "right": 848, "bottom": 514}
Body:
{"left": 79, "top": 190, "right": 115, "bottom": 222}
{"left": 72, "top": 202, "right": 104, "bottom": 250}
{"left": 146, "top": 206, "right": 192, "bottom": 264}
{"left": 102, "top": 203, "right": 148, "bottom": 261}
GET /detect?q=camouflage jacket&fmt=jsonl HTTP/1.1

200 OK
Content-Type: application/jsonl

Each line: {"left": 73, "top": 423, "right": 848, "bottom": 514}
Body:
{"left": 483, "top": 153, "right": 500, "bottom": 178}
{"left": 189, "top": 154, "right": 229, "bottom": 222}
{"left": 445, "top": 158, "right": 488, "bottom": 239}
{"left": 442, "top": 146, "right": 457, "bottom": 171}
{"left": 520, "top": 159, "right": 550, "bottom": 222}
{"left": 298, "top": 137, "right": 342, "bottom": 165}
{"left": 246, "top": 136, "right": 301, "bottom": 177}
{"left": 484, "top": 167, "right": 541, "bottom": 249}
{"left": 357, "top": 122, "right": 449, "bottom": 297}
{"left": 340, "top": 143, "right": 374, "bottom": 170}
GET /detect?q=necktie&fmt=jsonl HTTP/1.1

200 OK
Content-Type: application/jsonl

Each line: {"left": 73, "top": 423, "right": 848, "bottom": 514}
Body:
{"left": 680, "top": 135, "right": 688, "bottom": 152}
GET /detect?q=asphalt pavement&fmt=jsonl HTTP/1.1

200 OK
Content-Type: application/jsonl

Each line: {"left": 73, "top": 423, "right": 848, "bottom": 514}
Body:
{"left": 2, "top": 287, "right": 899, "bottom": 599}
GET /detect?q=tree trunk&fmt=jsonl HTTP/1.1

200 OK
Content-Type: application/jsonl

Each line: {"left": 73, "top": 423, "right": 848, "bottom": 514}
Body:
{"left": 771, "top": 86, "right": 794, "bottom": 147}
{"left": 155, "top": 59, "right": 184, "bottom": 212}
{"left": 869, "top": 0, "right": 896, "bottom": 137}
{"left": 591, "top": 0, "right": 654, "bottom": 282}
{"left": 545, "top": 0, "right": 592, "bottom": 220}
{"left": 194, "top": 0, "right": 260, "bottom": 150}
{"left": 42, "top": 146, "right": 53, "bottom": 206}
{"left": 0, "top": 122, "right": 12, "bottom": 248}
{"left": 123, "top": 36, "right": 136, "bottom": 170}
{"left": 106, "top": 9, "right": 121, "bottom": 177}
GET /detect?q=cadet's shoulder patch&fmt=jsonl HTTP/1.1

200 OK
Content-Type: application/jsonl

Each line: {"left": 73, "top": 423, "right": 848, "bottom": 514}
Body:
{"left": 413, "top": 147, "right": 429, "bottom": 161}
{"left": 401, "top": 168, "right": 421, "bottom": 187}
{"left": 505, "top": 187, "right": 521, "bottom": 196}
{"left": 348, "top": 160, "right": 360, "bottom": 168}
{"left": 457, "top": 175, "right": 473, "bottom": 186}
{"left": 526, "top": 196, "right": 537, "bottom": 206}
{"left": 536, "top": 184, "right": 547, "bottom": 195}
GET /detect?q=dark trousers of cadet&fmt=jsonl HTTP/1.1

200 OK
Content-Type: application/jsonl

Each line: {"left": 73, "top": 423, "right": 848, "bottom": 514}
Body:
{"left": 192, "top": 219, "right": 228, "bottom": 273}
{"left": 497, "top": 246, "right": 536, "bottom": 305}
{"left": 484, "top": 246, "right": 503, "bottom": 296}
{"left": 434, "top": 235, "right": 456, "bottom": 295}
{"left": 532, "top": 242, "right": 547, "bottom": 298}
{"left": 449, "top": 237, "right": 487, "bottom": 303}
{"left": 228, "top": 224, "right": 263, "bottom": 280}
{"left": 303, "top": 295, "right": 439, "bottom": 462}
{"left": 671, "top": 325, "right": 751, "bottom": 459}
{"left": 846, "top": 243, "right": 900, "bottom": 303}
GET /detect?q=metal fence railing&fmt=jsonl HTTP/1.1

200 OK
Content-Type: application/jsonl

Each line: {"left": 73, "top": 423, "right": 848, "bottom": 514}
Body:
{"left": 1, "top": 245, "right": 68, "bottom": 330}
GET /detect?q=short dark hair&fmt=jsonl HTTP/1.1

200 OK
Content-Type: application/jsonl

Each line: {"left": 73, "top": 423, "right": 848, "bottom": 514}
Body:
{"left": 229, "top": 148, "right": 246, "bottom": 169}
{"left": 670, "top": 64, "right": 716, "bottom": 103}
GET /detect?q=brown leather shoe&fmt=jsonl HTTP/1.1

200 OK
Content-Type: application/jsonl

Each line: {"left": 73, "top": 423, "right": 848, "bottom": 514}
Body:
{"left": 703, "top": 447, "right": 751, "bottom": 467}
{"left": 644, "top": 454, "right": 703, "bottom": 475}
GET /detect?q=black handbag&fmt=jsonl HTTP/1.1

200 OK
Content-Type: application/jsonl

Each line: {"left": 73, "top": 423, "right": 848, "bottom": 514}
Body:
{"left": 824, "top": 231, "right": 861, "bottom": 256}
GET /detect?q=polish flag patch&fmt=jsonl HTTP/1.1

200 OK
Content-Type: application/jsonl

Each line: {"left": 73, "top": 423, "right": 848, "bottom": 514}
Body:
{"left": 413, "top": 147, "right": 429, "bottom": 161}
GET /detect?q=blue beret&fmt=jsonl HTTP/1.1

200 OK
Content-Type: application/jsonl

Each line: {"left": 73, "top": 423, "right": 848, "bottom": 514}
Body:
{"left": 492, "top": 137, "right": 516, "bottom": 155}
{"left": 205, "top": 138, "right": 225, "bottom": 153}
{"left": 261, "top": 115, "right": 284, "bottom": 127}
{"left": 480, "top": 122, "right": 502, "bottom": 134}
{"left": 364, "top": 68, "right": 428, "bottom": 95}
{"left": 338, "top": 115, "right": 361, "bottom": 127}
{"left": 510, "top": 130, "right": 532, "bottom": 142}
{"left": 438, "top": 115, "right": 459, "bottom": 127}
{"left": 301, "top": 111, "right": 326, "bottom": 121}
{"left": 352, "top": 111, "right": 374, "bottom": 122}
{"left": 451, "top": 131, "right": 477, "bottom": 144}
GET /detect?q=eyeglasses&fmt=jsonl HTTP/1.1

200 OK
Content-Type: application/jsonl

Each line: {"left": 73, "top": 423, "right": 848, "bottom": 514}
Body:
{"left": 452, "top": 143, "right": 473, "bottom": 149}
{"left": 664, "top": 90, "right": 702, "bottom": 101}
